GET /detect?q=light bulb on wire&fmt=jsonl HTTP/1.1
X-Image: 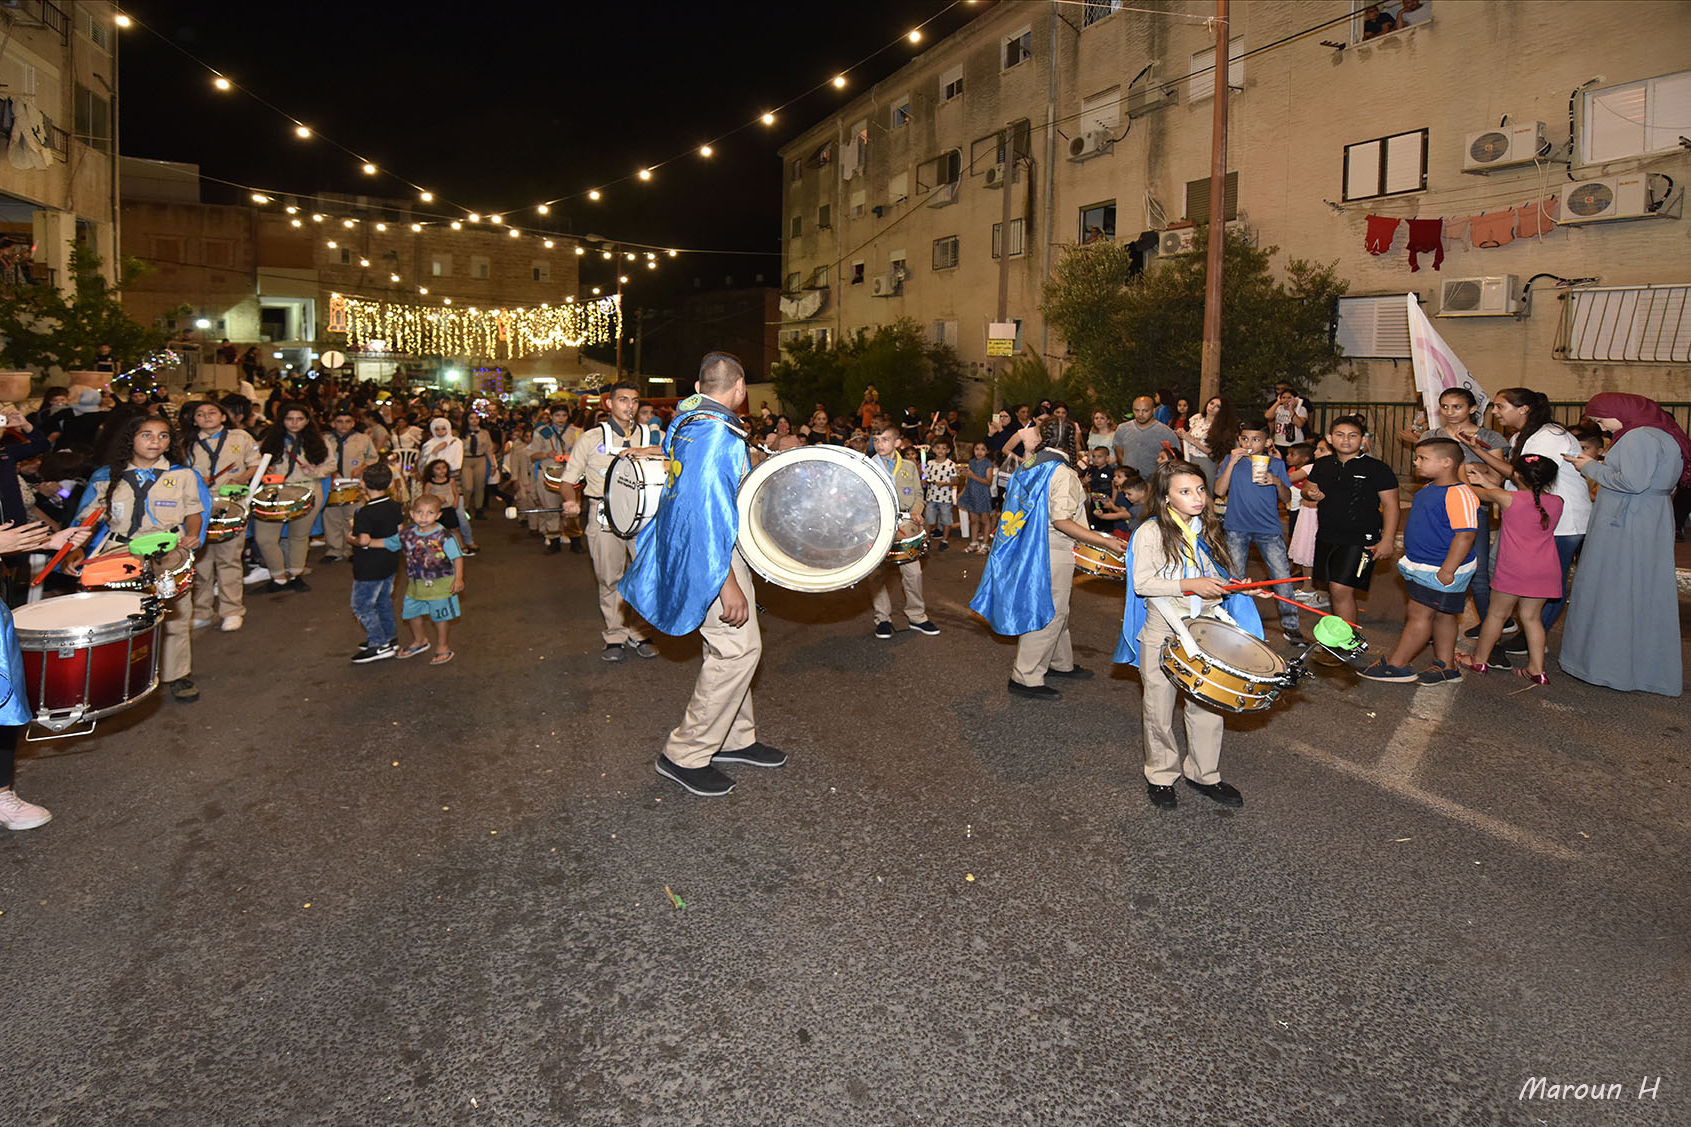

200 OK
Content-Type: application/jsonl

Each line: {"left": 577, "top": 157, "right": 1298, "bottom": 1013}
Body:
{"left": 761, "top": 112, "right": 775, "bottom": 125}
{"left": 213, "top": 75, "right": 231, "bottom": 91}
{"left": 294, "top": 124, "right": 311, "bottom": 139}
{"left": 420, "top": 190, "right": 434, "bottom": 203}
{"left": 699, "top": 144, "right": 713, "bottom": 158}
{"left": 909, "top": 29, "right": 922, "bottom": 43}
{"left": 588, "top": 189, "right": 601, "bottom": 201}
{"left": 638, "top": 168, "right": 652, "bottom": 181}
{"left": 833, "top": 75, "right": 847, "bottom": 88}
{"left": 361, "top": 162, "right": 377, "bottom": 175}
{"left": 537, "top": 204, "right": 549, "bottom": 215}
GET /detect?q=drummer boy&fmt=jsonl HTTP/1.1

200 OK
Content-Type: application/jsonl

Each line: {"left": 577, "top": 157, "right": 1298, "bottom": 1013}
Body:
{"left": 870, "top": 423, "right": 940, "bottom": 639}
{"left": 321, "top": 410, "right": 379, "bottom": 564}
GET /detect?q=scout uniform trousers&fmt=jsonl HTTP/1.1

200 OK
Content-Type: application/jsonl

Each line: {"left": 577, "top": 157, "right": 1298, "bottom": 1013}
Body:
{"left": 663, "top": 551, "right": 759, "bottom": 768}
{"left": 1010, "top": 526, "right": 1079, "bottom": 688}
{"left": 1138, "top": 605, "right": 1224, "bottom": 787}
{"left": 192, "top": 536, "right": 245, "bottom": 622}
{"left": 322, "top": 497, "right": 358, "bottom": 558}
{"left": 871, "top": 559, "right": 926, "bottom": 626}
{"left": 253, "top": 488, "right": 324, "bottom": 577}
{"left": 584, "top": 500, "right": 648, "bottom": 646}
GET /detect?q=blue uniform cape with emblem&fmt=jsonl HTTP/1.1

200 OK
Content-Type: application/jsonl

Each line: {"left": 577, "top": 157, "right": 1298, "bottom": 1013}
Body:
{"left": 1112, "top": 533, "right": 1263, "bottom": 667}
{"left": 620, "top": 395, "right": 748, "bottom": 636}
{"left": 968, "top": 454, "right": 1062, "bottom": 635}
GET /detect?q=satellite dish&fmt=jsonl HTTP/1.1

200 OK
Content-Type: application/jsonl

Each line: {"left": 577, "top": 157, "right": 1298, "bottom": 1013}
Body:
{"left": 320, "top": 350, "right": 347, "bottom": 369}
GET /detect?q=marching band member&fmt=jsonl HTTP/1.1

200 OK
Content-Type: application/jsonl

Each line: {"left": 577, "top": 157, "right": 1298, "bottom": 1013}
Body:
{"left": 559, "top": 380, "right": 660, "bottom": 663}
{"left": 528, "top": 403, "right": 573, "bottom": 553}
{"left": 621, "top": 352, "right": 787, "bottom": 797}
{"left": 255, "top": 401, "right": 332, "bottom": 593}
{"left": 461, "top": 412, "right": 495, "bottom": 520}
{"left": 75, "top": 415, "right": 210, "bottom": 702}
{"left": 1114, "top": 460, "right": 1262, "bottom": 811}
{"left": 869, "top": 422, "right": 940, "bottom": 639}
{"left": 320, "top": 409, "right": 379, "bottom": 563}
{"left": 184, "top": 399, "right": 258, "bottom": 632}
{"left": 970, "top": 418, "right": 1125, "bottom": 700}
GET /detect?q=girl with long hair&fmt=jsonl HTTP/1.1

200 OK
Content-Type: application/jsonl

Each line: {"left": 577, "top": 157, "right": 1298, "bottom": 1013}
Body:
{"left": 255, "top": 401, "right": 331, "bottom": 592}
{"left": 1458, "top": 454, "right": 1563, "bottom": 683}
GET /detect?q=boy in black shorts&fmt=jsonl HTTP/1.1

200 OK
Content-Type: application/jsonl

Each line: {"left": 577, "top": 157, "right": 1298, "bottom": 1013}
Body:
{"left": 1300, "top": 415, "right": 1399, "bottom": 628}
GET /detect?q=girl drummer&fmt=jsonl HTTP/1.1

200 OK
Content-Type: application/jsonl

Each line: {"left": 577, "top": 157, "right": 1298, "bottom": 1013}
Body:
{"left": 74, "top": 414, "right": 209, "bottom": 703}
{"left": 184, "top": 399, "right": 258, "bottom": 632}
{"left": 255, "top": 401, "right": 332, "bottom": 593}
{"left": 1118, "top": 460, "right": 1253, "bottom": 811}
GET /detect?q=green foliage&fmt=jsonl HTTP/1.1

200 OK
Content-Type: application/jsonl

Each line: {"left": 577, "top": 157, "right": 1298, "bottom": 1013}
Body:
{"left": 1041, "top": 228, "right": 1349, "bottom": 416}
{"left": 0, "top": 244, "right": 176, "bottom": 376}
{"left": 995, "top": 353, "right": 1097, "bottom": 421}
{"left": 771, "top": 318, "right": 962, "bottom": 421}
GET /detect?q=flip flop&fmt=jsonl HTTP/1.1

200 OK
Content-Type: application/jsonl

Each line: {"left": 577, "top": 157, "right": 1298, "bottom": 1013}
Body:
{"left": 429, "top": 650, "right": 455, "bottom": 666}
{"left": 397, "top": 643, "right": 430, "bottom": 659}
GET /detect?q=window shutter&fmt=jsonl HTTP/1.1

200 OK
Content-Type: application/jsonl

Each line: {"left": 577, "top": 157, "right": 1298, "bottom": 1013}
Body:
{"left": 1184, "top": 172, "right": 1238, "bottom": 223}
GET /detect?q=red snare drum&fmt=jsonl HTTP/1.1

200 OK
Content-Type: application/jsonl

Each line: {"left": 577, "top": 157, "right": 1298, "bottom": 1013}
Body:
{"left": 12, "top": 591, "right": 164, "bottom": 733}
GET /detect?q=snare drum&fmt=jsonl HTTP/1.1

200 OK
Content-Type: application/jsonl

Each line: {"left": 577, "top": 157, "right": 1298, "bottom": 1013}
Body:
{"left": 1159, "top": 617, "right": 1291, "bottom": 714}
{"left": 886, "top": 523, "right": 928, "bottom": 564}
{"left": 600, "top": 452, "right": 666, "bottom": 539}
{"left": 1073, "top": 542, "right": 1126, "bottom": 580}
{"left": 735, "top": 445, "right": 898, "bottom": 592}
{"left": 326, "top": 477, "right": 363, "bottom": 506}
{"left": 83, "top": 546, "right": 195, "bottom": 599}
{"left": 541, "top": 457, "right": 569, "bottom": 493}
{"left": 12, "top": 591, "right": 164, "bottom": 732}
{"left": 206, "top": 497, "right": 248, "bottom": 543}
{"left": 250, "top": 483, "right": 315, "bottom": 522}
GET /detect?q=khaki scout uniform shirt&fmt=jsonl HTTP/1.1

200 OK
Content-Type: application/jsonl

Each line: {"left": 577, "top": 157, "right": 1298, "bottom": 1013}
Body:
{"left": 562, "top": 420, "right": 657, "bottom": 499}
{"left": 186, "top": 427, "right": 259, "bottom": 487}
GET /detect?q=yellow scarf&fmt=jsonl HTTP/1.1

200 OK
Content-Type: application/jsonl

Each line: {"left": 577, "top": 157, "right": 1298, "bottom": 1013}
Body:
{"left": 1168, "top": 505, "right": 1201, "bottom": 569}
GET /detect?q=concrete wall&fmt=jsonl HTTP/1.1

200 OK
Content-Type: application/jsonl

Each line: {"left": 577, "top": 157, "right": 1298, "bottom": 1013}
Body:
{"left": 780, "top": 0, "right": 1691, "bottom": 408}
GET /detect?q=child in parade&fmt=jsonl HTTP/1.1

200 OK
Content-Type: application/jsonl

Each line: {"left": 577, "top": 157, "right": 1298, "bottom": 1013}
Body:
{"left": 1300, "top": 416, "right": 1399, "bottom": 628}
{"left": 1458, "top": 455, "right": 1564, "bottom": 683}
{"left": 1114, "top": 460, "right": 1263, "bottom": 810}
{"left": 870, "top": 423, "right": 940, "bottom": 638}
{"left": 357, "top": 492, "right": 463, "bottom": 665}
{"left": 321, "top": 409, "right": 379, "bottom": 563}
{"left": 348, "top": 463, "right": 403, "bottom": 664}
{"left": 1214, "top": 424, "right": 1302, "bottom": 644}
{"left": 958, "top": 441, "right": 995, "bottom": 553}
{"left": 922, "top": 439, "right": 958, "bottom": 550}
{"left": 255, "top": 402, "right": 331, "bottom": 593}
{"left": 183, "top": 399, "right": 258, "bottom": 632}
{"left": 421, "top": 458, "right": 469, "bottom": 554}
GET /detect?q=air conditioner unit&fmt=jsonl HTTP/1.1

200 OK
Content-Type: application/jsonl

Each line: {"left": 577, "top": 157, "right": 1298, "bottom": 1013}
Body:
{"left": 1068, "top": 131, "right": 1109, "bottom": 161}
{"left": 1462, "top": 121, "right": 1549, "bottom": 172}
{"left": 870, "top": 273, "right": 900, "bottom": 297}
{"left": 1126, "top": 83, "right": 1175, "bottom": 118}
{"left": 1558, "top": 174, "right": 1666, "bottom": 225}
{"left": 926, "top": 181, "right": 959, "bottom": 209}
{"left": 1159, "top": 228, "right": 1198, "bottom": 256}
{"left": 1439, "top": 275, "right": 1521, "bottom": 317}
{"left": 984, "top": 164, "right": 1006, "bottom": 189}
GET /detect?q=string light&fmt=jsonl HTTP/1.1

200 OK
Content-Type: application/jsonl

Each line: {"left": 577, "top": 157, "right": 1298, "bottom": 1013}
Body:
{"left": 359, "top": 257, "right": 371, "bottom": 267}
{"left": 327, "top": 240, "right": 338, "bottom": 249}
{"left": 419, "top": 190, "right": 434, "bottom": 203}
{"left": 389, "top": 273, "right": 401, "bottom": 282}
{"left": 334, "top": 294, "right": 620, "bottom": 357}
{"left": 601, "top": 251, "right": 612, "bottom": 260}
{"left": 115, "top": 13, "right": 132, "bottom": 27}
{"left": 619, "top": 275, "right": 629, "bottom": 283}
{"left": 909, "top": 29, "right": 922, "bottom": 43}
{"left": 213, "top": 76, "right": 231, "bottom": 91}
{"left": 588, "top": 190, "right": 601, "bottom": 201}
{"left": 543, "top": 239, "right": 555, "bottom": 249}
{"left": 625, "top": 252, "right": 636, "bottom": 261}
{"left": 250, "top": 193, "right": 269, "bottom": 204}
{"left": 761, "top": 112, "right": 776, "bottom": 125}
{"left": 342, "top": 218, "right": 355, "bottom": 228}
{"left": 311, "top": 213, "right": 324, "bottom": 222}
{"left": 833, "top": 75, "right": 847, "bottom": 88}
{"left": 285, "top": 205, "right": 298, "bottom": 214}
{"left": 699, "top": 145, "right": 713, "bottom": 158}
{"left": 361, "top": 162, "right": 377, "bottom": 175}
{"left": 468, "top": 213, "right": 481, "bottom": 223}
{"left": 667, "top": 249, "right": 678, "bottom": 257}
{"left": 374, "top": 223, "right": 387, "bottom": 232}
{"left": 508, "top": 228, "right": 520, "bottom": 238}
{"left": 290, "top": 218, "right": 302, "bottom": 228}
{"left": 574, "top": 247, "right": 585, "bottom": 256}
{"left": 419, "top": 287, "right": 429, "bottom": 295}
{"left": 410, "top": 223, "right": 423, "bottom": 232}
{"left": 294, "top": 124, "right": 311, "bottom": 139}
{"left": 638, "top": 169, "right": 652, "bottom": 181}
{"left": 450, "top": 221, "right": 462, "bottom": 230}
{"left": 537, "top": 204, "right": 549, "bottom": 215}
{"left": 489, "top": 214, "right": 503, "bottom": 225}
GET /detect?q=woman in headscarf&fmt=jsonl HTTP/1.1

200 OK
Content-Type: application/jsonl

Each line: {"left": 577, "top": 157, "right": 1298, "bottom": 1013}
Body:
{"left": 420, "top": 417, "right": 477, "bottom": 551}
{"left": 1558, "top": 393, "right": 1689, "bottom": 697}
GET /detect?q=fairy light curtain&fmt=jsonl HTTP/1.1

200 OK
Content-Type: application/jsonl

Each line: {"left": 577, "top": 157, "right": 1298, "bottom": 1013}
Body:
{"left": 332, "top": 294, "right": 620, "bottom": 358}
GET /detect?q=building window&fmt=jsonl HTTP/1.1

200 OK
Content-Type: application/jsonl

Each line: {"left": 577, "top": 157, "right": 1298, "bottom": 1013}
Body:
{"left": 850, "top": 190, "right": 866, "bottom": 219}
{"left": 472, "top": 256, "right": 490, "bottom": 279}
{"left": 1342, "top": 129, "right": 1428, "bottom": 201}
{"left": 532, "top": 262, "right": 551, "bottom": 282}
{"left": 1351, "top": 0, "right": 1434, "bottom": 46}
{"left": 1083, "top": 1, "right": 1123, "bottom": 27}
{"left": 889, "top": 250, "right": 908, "bottom": 277}
{"left": 852, "top": 261, "right": 866, "bottom": 284}
{"left": 790, "top": 159, "right": 803, "bottom": 182}
{"left": 1581, "top": 70, "right": 1691, "bottom": 164}
{"left": 1079, "top": 201, "right": 1117, "bottom": 242}
{"left": 73, "top": 84, "right": 111, "bottom": 153}
{"left": 810, "top": 142, "right": 834, "bottom": 168}
{"left": 85, "top": 10, "right": 110, "bottom": 50}
{"left": 971, "top": 120, "right": 1033, "bottom": 174}
{"left": 990, "top": 219, "right": 1026, "bottom": 259}
{"left": 812, "top": 264, "right": 830, "bottom": 288}
{"left": 941, "top": 65, "right": 964, "bottom": 103}
{"left": 1080, "top": 87, "right": 1121, "bottom": 133}
{"left": 791, "top": 215, "right": 803, "bottom": 239}
{"left": 785, "top": 271, "right": 801, "bottom": 291}
{"left": 340, "top": 248, "right": 352, "bottom": 266}
{"left": 1003, "top": 27, "right": 1033, "bottom": 70}
{"left": 889, "top": 172, "right": 909, "bottom": 204}
{"left": 891, "top": 94, "right": 911, "bottom": 127}
{"left": 431, "top": 255, "right": 451, "bottom": 277}
{"left": 1557, "top": 284, "right": 1691, "bottom": 363}
{"left": 931, "top": 320, "right": 960, "bottom": 346}
{"left": 818, "top": 204, "right": 832, "bottom": 229}
{"left": 932, "top": 235, "right": 960, "bottom": 270}
{"left": 1189, "top": 37, "right": 1245, "bottom": 102}
{"left": 1184, "top": 171, "right": 1239, "bottom": 222}
{"left": 1334, "top": 295, "right": 1414, "bottom": 358}
{"left": 917, "top": 150, "right": 962, "bottom": 193}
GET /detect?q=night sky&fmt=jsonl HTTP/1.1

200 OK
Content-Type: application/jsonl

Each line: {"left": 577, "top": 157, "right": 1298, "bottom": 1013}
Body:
{"left": 118, "top": 0, "right": 985, "bottom": 300}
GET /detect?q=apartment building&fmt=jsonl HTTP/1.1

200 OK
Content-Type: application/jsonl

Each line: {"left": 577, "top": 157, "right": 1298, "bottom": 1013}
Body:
{"left": 779, "top": 0, "right": 1691, "bottom": 408}
{"left": 0, "top": 0, "right": 121, "bottom": 291}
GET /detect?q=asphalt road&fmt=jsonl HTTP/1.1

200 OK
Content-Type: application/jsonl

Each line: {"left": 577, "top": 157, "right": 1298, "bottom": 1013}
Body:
{"left": 4, "top": 518, "right": 1687, "bottom": 1126}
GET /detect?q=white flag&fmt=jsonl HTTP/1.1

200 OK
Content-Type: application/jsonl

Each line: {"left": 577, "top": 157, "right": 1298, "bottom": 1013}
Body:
{"left": 1407, "top": 294, "right": 1490, "bottom": 427}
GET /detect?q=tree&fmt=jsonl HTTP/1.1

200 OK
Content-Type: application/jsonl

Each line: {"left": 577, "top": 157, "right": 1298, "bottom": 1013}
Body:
{"left": 0, "top": 244, "right": 177, "bottom": 378}
{"left": 995, "top": 353, "right": 1097, "bottom": 422}
{"left": 771, "top": 318, "right": 962, "bottom": 421}
{"left": 1042, "top": 228, "right": 1349, "bottom": 415}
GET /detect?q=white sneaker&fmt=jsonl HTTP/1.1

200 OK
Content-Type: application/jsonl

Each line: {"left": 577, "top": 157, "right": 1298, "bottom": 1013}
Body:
{"left": 192, "top": 617, "right": 215, "bottom": 629}
{"left": 308, "top": 538, "right": 326, "bottom": 547}
{"left": 220, "top": 615, "right": 244, "bottom": 632}
{"left": 0, "top": 787, "right": 52, "bottom": 831}
{"left": 244, "top": 566, "right": 272, "bottom": 585}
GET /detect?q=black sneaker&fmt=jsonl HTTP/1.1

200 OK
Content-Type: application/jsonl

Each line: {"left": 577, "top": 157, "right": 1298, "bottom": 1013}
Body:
{"left": 318, "top": 554, "right": 341, "bottom": 564}
{"left": 874, "top": 622, "right": 894, "bottom": 640}
{"left": 1502, "top": 635, "right": 1530, "bottom": 656}
{"left": 1147, "top": 783, "right": 1178, "bottom": 810}
{"left": 655, "top": 755, "right": 735, "bottom": 797}
{"left": 601, "top": 644, "right": 627, "bottom": 663}
{"left": 289, "top": 577, "right": 311, "bottom": 592}
{"left": 627, "top": 640, "right": 659, "bottom": 659}
{"left": 351, "top": 645, "right": 394, "bottom": 664}
{"left": 264, "top": 579, "right": 293, "bottom": 594}
{"left": 168, "top": 678, "right": 200, "bottom": 702}
{"left": 1283, "top": 628, "right": 1307, "bottom": 645}
{"left": 1486, "top": 645, "right": 1513, "bottom": 670}
{"left": 1008, "top": 679, "right": 1062, "bottom": 700}
{"left": 712, "top": 742, "right": 788, "bottom": 768}
{"left": 569, "top": 538, "right": 586, "bottom": 554}
{"left": 907, "top": 619, "right": 940, "bottom": 636}
{"left": 1046, "top": 665, "right": 1094, "bottom": 680}
{"left": 545, "top": 539, "right": 562, "bottom": 554}
{"left": 1184, "top": 778, "right": 1244, "bottom": 807}
{"left": 937, "top": 539, "right": 950, "bottom": 551}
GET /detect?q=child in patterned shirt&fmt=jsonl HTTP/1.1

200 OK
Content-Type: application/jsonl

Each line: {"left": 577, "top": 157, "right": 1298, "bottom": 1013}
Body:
{"left": 357, "top": 493, "right": 464, "bottom": 665}
{"left": 921, "top": 439, "right": 958, "bottom": 550}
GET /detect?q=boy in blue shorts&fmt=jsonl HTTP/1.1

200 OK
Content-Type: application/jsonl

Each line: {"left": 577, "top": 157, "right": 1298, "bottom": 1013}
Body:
{"left": 1360, "top": 437, "right": 1478, "bottom": 685}
{"left": 357, "top": 492, "right": 464, "bottom": 666}
{"left": 1214, "top": 423, "right": 1302, "bottom": 644}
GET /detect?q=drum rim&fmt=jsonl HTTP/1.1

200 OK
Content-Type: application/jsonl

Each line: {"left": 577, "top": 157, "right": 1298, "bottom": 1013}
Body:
{"left": 736, "top": 444, "right": 898, "bottom": 593}
{"left": 14, "top": 591, "right": 162, "bottom": 645}
{"left": 601, "top": 451, "right": 664, "bottom": 539}
{"left": 1182, "top": 617, "right": 1289, "bottom": 678}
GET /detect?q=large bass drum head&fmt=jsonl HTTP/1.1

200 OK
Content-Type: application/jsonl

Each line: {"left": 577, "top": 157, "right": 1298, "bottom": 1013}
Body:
{"left": 736, "top": 447, "right": 898, "bottom": 592}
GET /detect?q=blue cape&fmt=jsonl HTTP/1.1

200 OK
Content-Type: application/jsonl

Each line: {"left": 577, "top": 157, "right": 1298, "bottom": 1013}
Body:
{"left": 0, "top": 605, "right": 32, "bottom": 727}
{"left": 1113, "top": 530, "right": 1264, "bottom": 667}
{"left": 76, "top": 463, "right": 212, "bottom": 554}
{"left": 968, "top": 457, "right": 1059, "bottom": 635}
{"left": 619, "top": 396, "right": 747, "bottom": 636}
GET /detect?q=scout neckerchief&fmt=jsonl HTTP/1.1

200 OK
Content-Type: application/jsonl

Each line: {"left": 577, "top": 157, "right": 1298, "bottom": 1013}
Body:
{"left": 119, "top": 460, "right": 168, "bottom": 536}
{"left": 283, "top": 434, "right": 308, "bottom": 479}
{"left": 195, "top": 429, "right": 228, "bottom": 479}
{"left": 334, "top": 433, "right": 347, "bottom": 477}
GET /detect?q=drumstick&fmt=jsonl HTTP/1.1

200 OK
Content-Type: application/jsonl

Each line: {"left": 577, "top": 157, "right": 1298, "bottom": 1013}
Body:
{"left": 1216, "top": 577, "right": 1299, "bottom": 592}
{"left": 1265, "top": 591, "right": 1359, "bottom": 630}
{"left": 30, "top": 505, "right": 104, "bottom": 586}
{"left": 245, "top": 453, "right": 272, "bottom": 496}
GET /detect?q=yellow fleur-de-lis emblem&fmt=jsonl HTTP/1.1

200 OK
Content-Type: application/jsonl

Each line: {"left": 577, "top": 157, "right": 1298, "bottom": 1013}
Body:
{"left": 664, "top": 457, "right": 682, "bottom": 496}
{"left": 999, "top": 509, "right": 1027, "bottom": 538}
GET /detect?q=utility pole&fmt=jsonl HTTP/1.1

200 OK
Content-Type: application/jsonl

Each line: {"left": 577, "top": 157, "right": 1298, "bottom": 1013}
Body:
{"left": 993, "top": 123, "right": 1016, "bottom": 412}
{"left": 1198, "top": 0, "right": 1230, "bottom": 408}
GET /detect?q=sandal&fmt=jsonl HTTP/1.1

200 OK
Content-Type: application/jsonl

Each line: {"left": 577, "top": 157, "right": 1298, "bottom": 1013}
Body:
{"left": 429, "top": 650, "right": 455, "bottom": 666}
{"left": 1514, "top": 668, "right": 1547, "bottom": 684}
{"left": 397, "top": 642, "right": 430, "bottom": 659}
{"left": 1455, "top": 651, "right": 1487, "bottom": 673}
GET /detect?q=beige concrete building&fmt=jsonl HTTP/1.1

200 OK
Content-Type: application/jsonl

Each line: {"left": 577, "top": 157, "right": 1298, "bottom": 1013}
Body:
{"left": 0, "top": 1, "right": 121, "bottom": 291}
{"left": 780, "top": 0, "right": 1691, "bottom": 412}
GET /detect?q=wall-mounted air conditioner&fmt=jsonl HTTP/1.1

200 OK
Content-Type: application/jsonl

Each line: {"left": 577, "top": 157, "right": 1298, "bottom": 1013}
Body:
{"left": 1068, "top": 131, "right": 1109, "bottom": 161}
{"left": 1439, "top": 275, "right": 1521, "bottom": 317}
{"left": 1558, "top": 174, "right": 1667, "bottom": 225}
{"left": 984, "top": 165, "right": 1006, "bottom": 189}
{"left": 1159, "top": 228, "right": 1198, "bottom": 256}
{"left": 870, "top": 273, "right": 900, "bottom": 297}
{"left": 1462, "top": 122, "right": 1549, "bottom": 172}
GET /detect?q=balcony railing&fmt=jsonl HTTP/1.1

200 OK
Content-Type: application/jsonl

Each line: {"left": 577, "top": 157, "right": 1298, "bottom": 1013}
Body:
{"left": 1, "top": 1, "right": 71, "bottom": 42}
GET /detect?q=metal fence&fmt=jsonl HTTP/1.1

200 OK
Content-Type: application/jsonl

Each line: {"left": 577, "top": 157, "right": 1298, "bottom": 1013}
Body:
{"left": 1310, "top": 400, "right": 1691, "bottom": 479}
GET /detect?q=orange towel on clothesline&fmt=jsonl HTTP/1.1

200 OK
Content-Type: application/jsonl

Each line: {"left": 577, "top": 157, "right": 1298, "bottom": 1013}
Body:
{"left": 1468, "top": 211, "right": 1515, "bottom": 249}
{"left": 1515, "top": 195, "right": 1559, "bottom": 237}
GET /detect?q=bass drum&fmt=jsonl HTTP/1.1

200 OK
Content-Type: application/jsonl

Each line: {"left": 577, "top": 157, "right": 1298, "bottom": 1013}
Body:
{"left": 600, "top": 451, "right": 667, "bottom": 539}
{"left": 736, "top": 446, "right": 898, "bottom": 593}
